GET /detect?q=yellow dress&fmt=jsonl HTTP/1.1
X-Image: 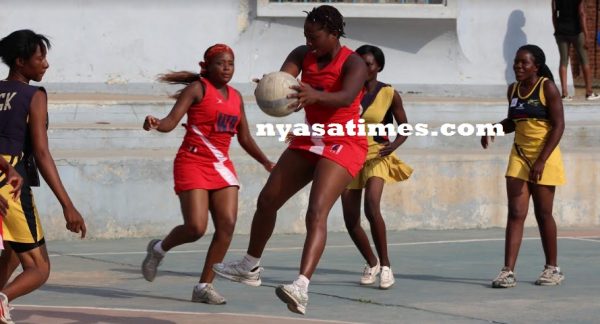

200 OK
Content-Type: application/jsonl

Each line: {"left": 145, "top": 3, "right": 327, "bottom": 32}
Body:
{"left": 347, "top": 84, "right": 413, "bottom": 189}
{"left": 505, "top": 77, "right": 565, "bottom": 186}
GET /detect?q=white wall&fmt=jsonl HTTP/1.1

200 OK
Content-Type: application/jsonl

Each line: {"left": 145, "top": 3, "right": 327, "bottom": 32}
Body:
{"left": 0, "top": 0, "right": 566, "bottom": 95}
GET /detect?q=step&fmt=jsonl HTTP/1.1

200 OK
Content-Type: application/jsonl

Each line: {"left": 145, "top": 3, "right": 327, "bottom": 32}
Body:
{"left": 46, "top": 121, "right": 600, "bottom": 150}
{"left": 34, "top": 148, "right": 600, "bottom": 239}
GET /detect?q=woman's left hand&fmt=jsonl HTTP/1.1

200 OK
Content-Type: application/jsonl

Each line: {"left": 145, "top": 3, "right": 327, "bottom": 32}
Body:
{"left": 379, "top": 141, "right": 400, "bottom": 157}
{"left": 263, "top": 161, "right": 276, "bottom": 172}
{"left": 288, "top": 82, "right": 320, "bottom": 110}
{"left": 529, "top": 159, "right": 546, "bottom": 183}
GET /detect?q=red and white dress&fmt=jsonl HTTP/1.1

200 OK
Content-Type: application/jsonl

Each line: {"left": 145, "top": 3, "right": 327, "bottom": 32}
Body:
{"left": 288, "top": 46, "right": 368, "bottom": 177}
{"left": 173, "top": 78, "right": 241, "bottom": 193}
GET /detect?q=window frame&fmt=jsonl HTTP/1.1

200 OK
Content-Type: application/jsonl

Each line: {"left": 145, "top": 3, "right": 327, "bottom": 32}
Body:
{"left": 256, "top": 0, "right": 457, "bottom": 19}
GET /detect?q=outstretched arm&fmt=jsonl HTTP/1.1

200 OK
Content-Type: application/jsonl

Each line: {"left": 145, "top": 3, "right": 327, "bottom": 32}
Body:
{"left": 29, "top": 90, "right": 86, "bottom": 238}
{"left": 144, "top": 81, "right": 204, "bottom": 132}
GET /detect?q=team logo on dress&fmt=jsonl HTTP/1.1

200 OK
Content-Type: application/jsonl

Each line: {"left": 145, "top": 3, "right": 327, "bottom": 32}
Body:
{"left": 330, "top": 144, "right": 343, "bottom": 154}
{"left": 527, "top": 99, "right": 540, "bottom": 107}
{"left": 516, "top": 102, "right": 525, "bottom": 110}
{"left": 216, "top": 98, "right": 223, "bottom": 104}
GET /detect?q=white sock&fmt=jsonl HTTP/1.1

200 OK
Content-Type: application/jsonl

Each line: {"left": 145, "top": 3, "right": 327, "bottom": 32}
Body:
{"left": 242, "top": 254, "right": 260, "bottom": 271}
{"left": 195, "top": 283, "right": 208, "bottom": 290}
{"left": 153, "top": 240, "right": 166, "bottom": 256}
{"left": 294, "top": 274, "right": 310, "bottom": 290}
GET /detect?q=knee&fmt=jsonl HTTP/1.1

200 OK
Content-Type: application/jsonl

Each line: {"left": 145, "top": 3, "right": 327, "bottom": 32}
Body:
{"left": 344, "top": 214, "right": 361, "bottom": 231}
{"left": 22, "top": 260, "right": 50, "bottom": 284}
{"left": 256, "top": 190, "right": 279, "bottom": 214}
{"left": 535, "top": 210, "right": 555, "bottom": 223}
{"left": 184, "top": 223, "right": 206, "bottom": 240}
{"left": 507, "top": 207, "right": 527, "bottom": 223}
{"left": 364, "top": 202, "right": 381, "bottom": 221}
{"left": 215, "top": 219, "right": 236, "bottom": 241}
{"left": 305, "top": 207, "right": 328, "bottom": 232}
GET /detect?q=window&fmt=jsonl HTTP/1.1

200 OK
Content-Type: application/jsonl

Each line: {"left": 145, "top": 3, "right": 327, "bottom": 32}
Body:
{"left": 257, "top": 0, "right": 456, "bottom": 18}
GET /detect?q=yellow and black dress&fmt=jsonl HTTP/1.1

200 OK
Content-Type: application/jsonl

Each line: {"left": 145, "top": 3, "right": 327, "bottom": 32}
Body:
{"left": 347, "top": 83, "right": 413, "bottom": 189}
{"left": 506, "top": 77, "right": 565, "bottom": 186}
{"left": 0, "top": 80, "right": 45, "bottom": 253}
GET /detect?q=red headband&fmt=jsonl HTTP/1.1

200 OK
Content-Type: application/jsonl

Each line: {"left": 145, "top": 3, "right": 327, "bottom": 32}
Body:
{"left": 200, "top": 44, "right": 234, "bottom": 77}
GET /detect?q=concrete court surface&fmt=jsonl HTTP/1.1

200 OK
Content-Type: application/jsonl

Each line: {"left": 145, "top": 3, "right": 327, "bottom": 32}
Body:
{"left": 4, "top": 227, "right": 599, "bottom": 324}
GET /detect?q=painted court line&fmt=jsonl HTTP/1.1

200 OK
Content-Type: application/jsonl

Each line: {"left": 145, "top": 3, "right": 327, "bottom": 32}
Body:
{"left": 47, "top": 236, "right": 600, "bottom": 258}
{"left": 13, "top": 304, "right": 358, "bottom": 323}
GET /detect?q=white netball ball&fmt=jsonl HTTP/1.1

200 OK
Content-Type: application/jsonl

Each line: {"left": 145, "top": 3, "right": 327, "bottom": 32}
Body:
{"left": 254, "top": 71, "right": 299, "bottom": 117}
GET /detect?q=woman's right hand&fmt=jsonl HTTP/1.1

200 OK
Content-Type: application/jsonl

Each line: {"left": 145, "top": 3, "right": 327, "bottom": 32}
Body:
{"left": 481, "top": 135, "right": 494, "bottom": 149}
{"left": 143, "top": 115, "right": 160, "bottom": 131}
{"left": 64, "top": 205, "right": 87, "bottom": 239}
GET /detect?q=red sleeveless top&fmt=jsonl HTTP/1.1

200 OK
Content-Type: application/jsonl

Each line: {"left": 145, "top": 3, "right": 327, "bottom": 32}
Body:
{"left": 180, "top": 78, "right": 241, "bottom": 162}
{"left": 288, "top": 46, "right": 368, "bottom": 177}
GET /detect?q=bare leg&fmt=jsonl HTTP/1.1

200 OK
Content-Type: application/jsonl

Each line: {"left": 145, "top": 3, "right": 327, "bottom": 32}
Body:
{"left": 363, "top": 177, "right": 390, "bottom": 267}
{"left": 200, "top": 186, "right": 238, "bottom": 283}
{"left": 300, "top": 158, "right": 354, "bottom": 279}
{"left": 161, "top": 190, "right": 209, "bottom": 251}
{"left": 504, "top": 177, "right": 531, "bottom": 270}
{"left": 246, "top": 149, "right": 314, "bottom": 258}
{"left": 530, "top": 184, "right": 558, "bottom": 266}
{"left": 559, "top": 65, "right": 569, "bottom": 97}
{"left": 0, "top": 245, "right": 21, "bottom": 289}
{"left": 342, "top": 188, "right": 378, "bottom": 267}
{"left": 582, "top": 64, "right": 594, "bottom": 96}
{"left": 1, "top": 244, "right": 50, "bottom": 301}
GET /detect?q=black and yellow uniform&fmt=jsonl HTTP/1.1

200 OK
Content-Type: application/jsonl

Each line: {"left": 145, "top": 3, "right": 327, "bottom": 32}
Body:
{"left": 347, "top": 83, "right": 412, "bottom": 189}
{"left": 0, "top": 80, "right": 45, "bottom": 252}
{"left": 506, "top": 77, "right": 565, "bottom": 186}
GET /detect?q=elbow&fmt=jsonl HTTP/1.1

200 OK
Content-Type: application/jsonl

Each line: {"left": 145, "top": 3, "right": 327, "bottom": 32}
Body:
{"left": 554, "top": 121, "right": 565, "bottom": 133}
{"left": 33, "top": 148, "right": 51, "bottom": 163}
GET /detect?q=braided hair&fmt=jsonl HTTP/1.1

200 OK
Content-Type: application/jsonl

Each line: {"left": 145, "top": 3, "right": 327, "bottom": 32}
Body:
{"left": 304, "top": 5, "right": 346, "bottom": 38}
{"left": 518, "top": 44, "right": 554, "bottom": 82}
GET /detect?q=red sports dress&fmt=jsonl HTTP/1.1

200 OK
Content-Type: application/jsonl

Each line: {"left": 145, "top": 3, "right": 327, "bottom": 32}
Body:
{"left": 173, "top": 78, "right": 241, "bottom": 193}
{"left": 288, "top": 46, "right": 368, "bottom": 177}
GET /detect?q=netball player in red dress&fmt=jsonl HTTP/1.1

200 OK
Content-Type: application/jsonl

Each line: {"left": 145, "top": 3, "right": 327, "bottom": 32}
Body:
{"left": 213, "top": 6, "right": 368, "bottom": 315}
{"left": 141, "top": 44, "right": 274, "bottom": 305}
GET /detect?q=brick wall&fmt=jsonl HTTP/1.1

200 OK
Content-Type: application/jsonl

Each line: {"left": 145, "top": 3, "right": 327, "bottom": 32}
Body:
{"left": 570, "top": 0, "right": 599, "bottom": 86}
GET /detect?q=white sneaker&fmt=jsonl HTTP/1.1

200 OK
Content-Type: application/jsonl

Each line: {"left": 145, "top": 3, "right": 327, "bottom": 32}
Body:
{"left": 360, "top": 260, "right": 380, "bottom": 285}
{"left": 141, "top": 239, "right": 164, "bottom": 282}
{"left": 492, "top": 266, "right": 516, "bottom": 288}
{"left": 0, "top": 293, "right": 14, "bottom": 324}
{"left": 586, "top": 93, "right": 600, "bottom": 101}
{"left": 212, "top": 259, "right": 263, "bottom": 287}
{"left": 191, "top": 284, "right": 226, "bottom": 305}
{"left": 379, "top": 266, "right": 395, "bottom": 289}
{"left": 275, "top": 282, "right": 308, "bottom": 315}
{"left": 535, "top": 265, "right": 564, "bottom": 286}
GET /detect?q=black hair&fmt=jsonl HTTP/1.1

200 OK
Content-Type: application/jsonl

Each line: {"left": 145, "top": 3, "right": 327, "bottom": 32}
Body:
{"left": 356, "top": 45, "right": 385, "bottom": 72}
{"left": 0, "top": 29, "right": 51, "bottom": 68}
{"left": 518, "top": 44, "right": 554, "bottom": 82}
{"left": 304, "top": 5, "right": 346, "bottom": 38}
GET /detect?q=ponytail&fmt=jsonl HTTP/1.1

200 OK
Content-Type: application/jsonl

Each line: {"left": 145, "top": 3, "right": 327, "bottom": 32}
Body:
{"left": 537, "top": 64, "right": 554, "bottom": 82}
{"left": 157, "top": 71, "right": 201, "bottom": 99}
